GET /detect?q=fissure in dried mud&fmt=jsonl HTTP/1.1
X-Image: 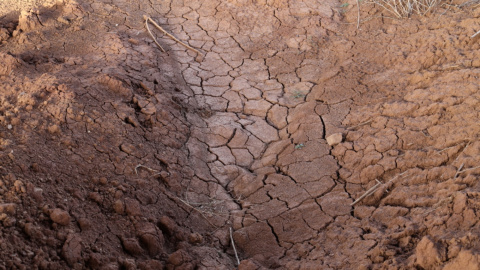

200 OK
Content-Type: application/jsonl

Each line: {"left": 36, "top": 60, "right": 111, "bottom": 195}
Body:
{"left": 1, "top": 0, "right": 480, "bottom": 269}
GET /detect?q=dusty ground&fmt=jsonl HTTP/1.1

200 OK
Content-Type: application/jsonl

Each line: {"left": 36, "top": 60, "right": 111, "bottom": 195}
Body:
{"left": 1, "top": 0, "right": 480, "bottom": 269}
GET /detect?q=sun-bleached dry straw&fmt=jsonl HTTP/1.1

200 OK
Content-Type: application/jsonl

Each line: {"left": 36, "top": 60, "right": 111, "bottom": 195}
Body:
{"left": 351, "top": 179, "right": 382, "bottom": 206}
{"left": 454, "top": 163, "right": 464, "bottom": 179}
{"left": 472, "top": 29, "right": 480, "bottom": 38}
{"left": 370, "top": 0, "right": 443, "bottom": 18}
{"left": 230, "top": 227, "right": 241, "bottom": 265}
{"left": 350, "top": 171, "right": 410, "bottom": 206}
{"left": 356, "top": 0, "right": 361, "bottom": 29}
{"left": 346, "top": 119, "right": 373, "bottom": 130}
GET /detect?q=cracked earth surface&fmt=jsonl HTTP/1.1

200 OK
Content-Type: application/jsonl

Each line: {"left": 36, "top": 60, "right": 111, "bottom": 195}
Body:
{"left": 1, "top": 0, "right": 480, "bottom": 269}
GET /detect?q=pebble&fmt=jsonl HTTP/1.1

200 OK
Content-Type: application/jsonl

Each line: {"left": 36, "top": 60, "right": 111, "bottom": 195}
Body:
{"left": 326, "top": 133, "right": 343, "bottom": 146}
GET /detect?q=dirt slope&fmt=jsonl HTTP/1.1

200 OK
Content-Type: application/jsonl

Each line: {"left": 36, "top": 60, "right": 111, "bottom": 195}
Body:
{"left": 1, "top": 0, "right": 480, "bottom": 269}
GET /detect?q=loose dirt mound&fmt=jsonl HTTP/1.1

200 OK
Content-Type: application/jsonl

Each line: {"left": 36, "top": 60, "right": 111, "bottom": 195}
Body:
{"left": 1, "top": 0, "right": 480, "bottom": 269}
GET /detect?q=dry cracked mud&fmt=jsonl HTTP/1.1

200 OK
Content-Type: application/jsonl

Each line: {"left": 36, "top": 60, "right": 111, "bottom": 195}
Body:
{"left": 1, "top": 0, "right": 480, "bottom": 269}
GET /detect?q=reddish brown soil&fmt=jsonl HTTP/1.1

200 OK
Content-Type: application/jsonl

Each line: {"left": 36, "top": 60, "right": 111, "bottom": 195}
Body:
{"left": 1, "top": 0, "right": 480, "bottom": 269}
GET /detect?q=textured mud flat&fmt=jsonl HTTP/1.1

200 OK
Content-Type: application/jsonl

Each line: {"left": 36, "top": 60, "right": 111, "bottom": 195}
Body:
{"left": 1, "top": 0, "right": 480, "bottom": 269}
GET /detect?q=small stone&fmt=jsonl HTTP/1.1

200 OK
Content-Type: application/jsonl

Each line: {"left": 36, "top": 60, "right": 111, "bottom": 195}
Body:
{"left": 326, "top": 133, "right": 343, "bottom": 146}
{"left": 50, "top": 208, "right": 71, "bottom": 226}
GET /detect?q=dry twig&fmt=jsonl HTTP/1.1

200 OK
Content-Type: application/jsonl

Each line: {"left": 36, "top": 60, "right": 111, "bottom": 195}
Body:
{"left": 351, "top": 171, "right": 410, "bottom": 206}
{"left": 458, "top": 165, "right": 480, "bottom": 174}
{"left": 346, "top": 119, "right": 373, "bottom": 130}
{"left": 144, "top": 17, "right": 165, "bottom": 52}
{"left": 453, "top": 140, "right": 471, "bottom": 164}
{"left": 144, "top": 15, "right": 204, "bottom": 57}
{"left": 351, "top": 179, "right": 382, "bottom": 206}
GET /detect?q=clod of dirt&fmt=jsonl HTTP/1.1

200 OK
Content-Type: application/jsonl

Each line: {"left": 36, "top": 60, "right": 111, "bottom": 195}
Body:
{"left": 0, "top": 28, "right": 10, "bottom": 43}
{"left": 0, "top": 203, "right": 16, "bottom": 215}
{"left": 0, "top": 53, "right": 18, "bottom": 75}
{"left": 121, "top": 237, "right": 144, "bottom": 256}
{"left": 62, "top": 234, "right": 82, "bottom": 266}
{"left": 415, "top": 236, "right": 445, "bottom": 268}
{"left": 49, "top": 208, "right": 71, "bottom": 226}
{"left": 16, "top": 10, "right": 41, "bottom": 33}
{"left": 444, "top": 250, "right": 480, "bottom": 270}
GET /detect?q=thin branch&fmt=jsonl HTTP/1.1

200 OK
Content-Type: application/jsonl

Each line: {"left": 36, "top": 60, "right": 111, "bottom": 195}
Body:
{"left": 144, "top": 17, "right": 165, "bottom": 52}
{"left": 459, "top": 165, "right": 480, "bottom": 174}
{"left": 346, "top": 119, "right": 373, "bottom": 130}
{"left": 350, "top": 179, "right": 382, "bottom": 206}
{"left": 144, "top": 15, "right": 204, "bottom": 56}
{"left": 351, "top": 171, "right": 410, "bottom": 206}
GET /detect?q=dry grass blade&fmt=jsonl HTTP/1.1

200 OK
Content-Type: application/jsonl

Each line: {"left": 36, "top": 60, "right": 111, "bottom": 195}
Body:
{"left": 459, "top": 0, "right": 480, "bottom": 7}
{"left": 472, "top": 29, "right": 480, "bottom": 38}
{"left": 346, "top": 119, "right": 373, "bottom": 130}
{"left": 351, "top": 179, "right": 382, "bottom": 206}
{"left": 458, "top": 165, "right": 480, "bottom": 174}
{"left": 356, "top": 0, "right": 361, "bottom": 29}
{"left": 351, "top": 171, "right": 410, "bottom": 206}
{"left": 230, "top": 227, "right": 240, "bottom": 266}
{"left": 135, "top": 164, "right": 161, "bottom": 175}
{"left": 454, "top": 163, "right": 464, "bottom": 179}
{"left": 369, "top": 0, "right": 446, "bottom": 18}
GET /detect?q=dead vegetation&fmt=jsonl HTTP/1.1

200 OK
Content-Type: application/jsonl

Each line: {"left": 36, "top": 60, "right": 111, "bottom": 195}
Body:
{"left": 368, "top": 0, "right": 448, "bottom": 18}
